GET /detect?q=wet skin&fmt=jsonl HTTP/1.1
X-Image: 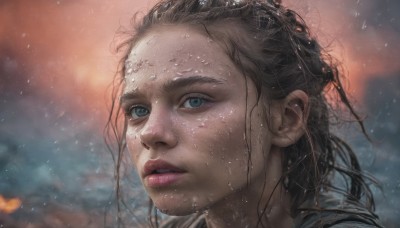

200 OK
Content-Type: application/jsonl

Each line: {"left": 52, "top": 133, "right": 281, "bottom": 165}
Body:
{"left": 121, "top": 25, "right": 295, "bottom": 227}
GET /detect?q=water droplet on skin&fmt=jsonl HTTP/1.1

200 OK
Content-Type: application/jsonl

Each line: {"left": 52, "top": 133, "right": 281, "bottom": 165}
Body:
{"left": 150, "top": 74, "right": 157, "bottom": 80}
{"left": 172, "top": 77, "right": 182, "bottom": 82}
{"left": 361, "top": 20, "right": 367, "bottom": 30}
{"left": 228, "top": 182, "right": 234, "bottom": 191}
{"left": 126, "top": 68, "right": 133, "bottom": 74}
{"left": 131, "top": 78, "right": 135, "bottom": 82}
{"left": 27, "top": 79, "right": 30, "bottom": 83}
{"left": 384, "top": 43, "right": 388, "bottom": 47}
{"left": 191, "top": 201, "right": 198, "bottom": 210}
{"left": 126, "top": 60, "right": 133, "bottom": 67}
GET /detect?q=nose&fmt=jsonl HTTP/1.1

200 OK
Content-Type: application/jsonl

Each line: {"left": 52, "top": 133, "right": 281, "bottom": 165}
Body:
{"left": 139, "top": 107, "right": 178, "bottom": 150}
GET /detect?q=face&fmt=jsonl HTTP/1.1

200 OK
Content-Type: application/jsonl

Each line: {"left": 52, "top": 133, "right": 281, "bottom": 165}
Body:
{"left": 121, "top": 25, "right": 275, "bottom": 215}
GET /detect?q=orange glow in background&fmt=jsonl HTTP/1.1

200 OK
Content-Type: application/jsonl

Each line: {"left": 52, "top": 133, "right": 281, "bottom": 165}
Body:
{"left": 0, "top": 195, "right": 21, "bottom": 214}
{"left": 0, "top": 0, "right": 399, "bottom": 227}
{"left": 1, "top": 0, "right": 398, "bottom": 113}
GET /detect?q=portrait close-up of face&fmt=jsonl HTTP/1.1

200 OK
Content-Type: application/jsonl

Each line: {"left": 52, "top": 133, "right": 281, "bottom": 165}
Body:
{"left": 1, "top": 0, "right": 400, "bottom": 227}
{"left": 121, "top": 25, "right": 304, "bottom": 220}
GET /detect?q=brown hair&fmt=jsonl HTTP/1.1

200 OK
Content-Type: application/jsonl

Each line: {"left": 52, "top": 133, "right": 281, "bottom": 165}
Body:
{"left": 105, "top": 0, "right": 377, "bottom": 226}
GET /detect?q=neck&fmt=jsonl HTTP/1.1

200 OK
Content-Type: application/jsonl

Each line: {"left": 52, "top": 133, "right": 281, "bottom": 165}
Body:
{"left": 204, "top": 149, "right": 293, "bottom": 228}
{"left": 204, "top": 189, "right": 292, "bottom": 228}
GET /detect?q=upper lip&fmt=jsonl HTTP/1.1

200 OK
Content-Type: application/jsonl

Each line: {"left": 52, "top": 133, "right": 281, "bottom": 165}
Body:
{"left": 142, "top": 159, "right": 186, "bottom": 178}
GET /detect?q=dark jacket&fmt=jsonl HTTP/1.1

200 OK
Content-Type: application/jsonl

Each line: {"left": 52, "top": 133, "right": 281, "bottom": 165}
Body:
{"left": 161, "top": 194, "right": 383, "bottom": 228}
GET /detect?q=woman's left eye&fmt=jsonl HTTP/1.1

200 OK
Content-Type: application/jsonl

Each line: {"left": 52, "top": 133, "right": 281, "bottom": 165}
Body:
{"left": 182, "top": 97, "right": 206, "bottom": 108}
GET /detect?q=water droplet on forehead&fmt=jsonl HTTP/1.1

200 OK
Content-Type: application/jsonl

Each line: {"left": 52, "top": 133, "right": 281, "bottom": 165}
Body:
{"left": 125, "top": 60, "right": 133, "bottom": 67}
{"left": 150, "top": 74, "right": 157, "bottom": 80}
{"left": 126, "top": 68, "right": 133, "bottom": 75}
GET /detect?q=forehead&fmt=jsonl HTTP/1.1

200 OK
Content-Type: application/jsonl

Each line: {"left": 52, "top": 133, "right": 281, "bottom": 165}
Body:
{"left": 121, "top": 25, "right": 247, "bottom": 96}
{"left": 129, "top": 25, "right": 221, "bottom": 61}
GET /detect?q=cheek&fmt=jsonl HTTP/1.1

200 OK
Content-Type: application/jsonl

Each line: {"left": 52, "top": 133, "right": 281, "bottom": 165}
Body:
{"left": 193, "top": 114, "right": 249, "bottom": 176}
{"left": 126, "top": 128, "right": 141, "bottom": 163}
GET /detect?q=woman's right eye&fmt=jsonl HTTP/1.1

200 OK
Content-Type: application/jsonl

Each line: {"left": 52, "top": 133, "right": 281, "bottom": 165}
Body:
{"left": 128, "top": 106, "right": 150, "bottom": 120}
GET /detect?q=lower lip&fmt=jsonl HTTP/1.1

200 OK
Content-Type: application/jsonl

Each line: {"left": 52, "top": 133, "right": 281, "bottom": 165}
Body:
{"left": 145, "top": 172, "right": 185, "bottom": 188}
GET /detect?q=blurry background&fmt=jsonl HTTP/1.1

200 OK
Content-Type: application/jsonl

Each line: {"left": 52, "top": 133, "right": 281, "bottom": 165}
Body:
{"left": 0, "top": 0, "right": 399, "bottom": 227}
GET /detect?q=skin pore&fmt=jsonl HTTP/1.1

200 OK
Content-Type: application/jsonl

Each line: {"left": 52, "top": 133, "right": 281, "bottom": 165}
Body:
{"left": 121, "top": 25, "right": 308, "bottom": 228}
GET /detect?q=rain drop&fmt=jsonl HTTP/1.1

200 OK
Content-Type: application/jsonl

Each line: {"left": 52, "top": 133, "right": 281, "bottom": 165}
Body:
{"left": 361, "top": 20, "right": 367, "bottom": 30}
{"left": 126, "top": 68, "right": 133, "bottom": 74}
{"left": 150, "top": 74, "right": 157, "bottom": 80}
{"left": 228, "top": 182, "right": 234, "bottom": 191}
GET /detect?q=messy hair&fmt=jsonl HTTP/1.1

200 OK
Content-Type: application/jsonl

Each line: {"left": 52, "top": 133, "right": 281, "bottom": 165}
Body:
{"left": 105, "top": 0, "right": 377, "bottom": 227}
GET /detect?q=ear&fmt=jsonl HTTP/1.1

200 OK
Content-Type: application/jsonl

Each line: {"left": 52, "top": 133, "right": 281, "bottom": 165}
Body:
{"left": 269, "top": 90, "right": 309, "bottom": 147}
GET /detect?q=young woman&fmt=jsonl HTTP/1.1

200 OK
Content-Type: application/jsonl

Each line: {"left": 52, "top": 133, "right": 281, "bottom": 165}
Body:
{"left": 107, "top": 0, "right": 383, "bottom": 227}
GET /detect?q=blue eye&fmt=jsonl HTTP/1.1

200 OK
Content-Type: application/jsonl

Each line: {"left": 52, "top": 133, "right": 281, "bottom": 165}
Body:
{"left": 183, "top": 97, "right": 205, "bottom": 108}
{"left": 129, "top": 106, "right": 149, "bottom": 119}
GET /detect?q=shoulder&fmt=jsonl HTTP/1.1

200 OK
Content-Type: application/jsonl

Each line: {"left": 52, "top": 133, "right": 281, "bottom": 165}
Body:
{"left": 294, "top": 193, "right": 384, "bottom": 228}
{"left": 160, "top": 213, "right": 206, "bottom": 228}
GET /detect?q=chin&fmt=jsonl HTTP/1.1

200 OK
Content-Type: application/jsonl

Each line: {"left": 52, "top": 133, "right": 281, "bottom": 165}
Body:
{"left": 153, "top": 197, "right": 203, "bottom": 216}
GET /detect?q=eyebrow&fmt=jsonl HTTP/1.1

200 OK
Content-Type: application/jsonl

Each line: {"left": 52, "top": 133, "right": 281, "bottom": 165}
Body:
{"left": 120, "top": 75, "right": 225, "bottom": 104}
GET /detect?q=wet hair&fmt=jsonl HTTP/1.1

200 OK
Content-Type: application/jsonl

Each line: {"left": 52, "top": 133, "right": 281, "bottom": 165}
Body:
{"left": 105, "top": 0, "right": 378, "bottom": 227}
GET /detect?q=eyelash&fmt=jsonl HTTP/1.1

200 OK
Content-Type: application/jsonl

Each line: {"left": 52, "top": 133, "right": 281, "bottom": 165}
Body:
{"left": 124, "top": 94, "right": 212, "bottom": 121}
